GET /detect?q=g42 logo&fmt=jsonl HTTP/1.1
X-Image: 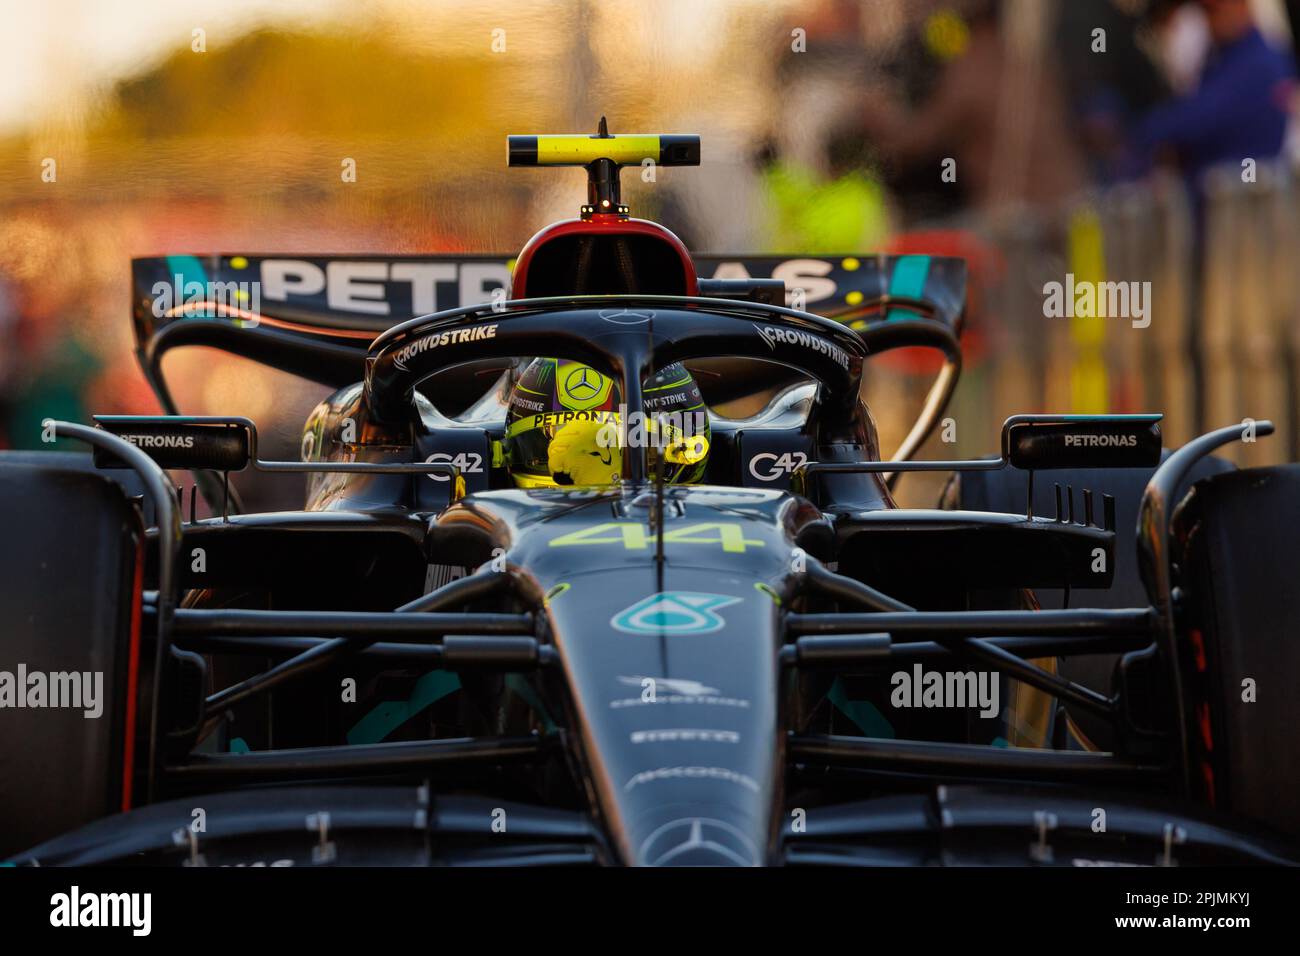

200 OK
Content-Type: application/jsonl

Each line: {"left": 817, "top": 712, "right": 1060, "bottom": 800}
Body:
{"left": 748, "top": 451, "right": 808, "bottom": 482}
{"left": 425, "top": 452, "right": 483, "bottom": 481}
{"left": 549, "top": 521, "right": 764, "bottom": 553}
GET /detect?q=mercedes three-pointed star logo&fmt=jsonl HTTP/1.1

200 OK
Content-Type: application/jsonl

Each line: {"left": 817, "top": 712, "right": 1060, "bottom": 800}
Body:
{"left": 564, "top": 365, "right": 602, "bottom": 400}
{"left": 638, "top": 817, "right": 761, "bottom": 867}
{"left": 598, "top": 308, "right": 654, "bottom": 326}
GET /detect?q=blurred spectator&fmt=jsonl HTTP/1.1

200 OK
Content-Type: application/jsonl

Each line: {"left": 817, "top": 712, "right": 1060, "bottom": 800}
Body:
{"left": 857, "top": 0, "right": 1086, "bottom": 217}
{"left": 771, "top": 0, "right": 872, "bottom": 177}
{"left": 1054, "top": 0, "right": 1173, "bottom": 184}
{"left": 1126, "top": 0, "right": 1297, "bottom": 436}
{"left": 756, "top": 0, "right": 891, "bottom": 252}
{"left": 2, "top": 298, "right": 100, "bottom": 451}
{"left": 757, "top": 140, "right": 891, "bottom": 253}
{"left": 1128, "top": 0, "right": 1297, "bottom": 191}
{"left": 1153, "top": 0, "right": 1215, "bottom": 94}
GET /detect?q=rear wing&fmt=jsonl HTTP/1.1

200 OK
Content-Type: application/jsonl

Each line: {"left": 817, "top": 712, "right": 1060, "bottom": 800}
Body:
{"left": 130, "top": 252, "right": 967, "bottom": 353}
{"left": 700, "top": 254, "right": 966, "bottom": 332}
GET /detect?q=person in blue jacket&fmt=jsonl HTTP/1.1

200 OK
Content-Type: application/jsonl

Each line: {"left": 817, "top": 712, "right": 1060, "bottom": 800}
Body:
{"left": 1131, "top": 0, "right": 1296, "bottom": 193}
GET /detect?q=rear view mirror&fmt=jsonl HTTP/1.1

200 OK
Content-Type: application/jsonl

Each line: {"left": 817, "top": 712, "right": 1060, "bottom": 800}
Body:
{"left": 1002, "top": 414, "right": 1162, "bottom": 470}
{"left": 93, "top": 416, "right": 252, "bottom": 472}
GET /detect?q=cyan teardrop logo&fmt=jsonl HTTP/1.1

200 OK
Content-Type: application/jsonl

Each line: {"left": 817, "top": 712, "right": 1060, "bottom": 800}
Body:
{"left": 611, "top": 592, "right": 740, "bottom": 635}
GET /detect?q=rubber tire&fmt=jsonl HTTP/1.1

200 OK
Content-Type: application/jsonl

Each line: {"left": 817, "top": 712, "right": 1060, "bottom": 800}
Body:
{"left": 1175, "top": 464, "right": 1300, "bottom": 838}
{"left": 0, "top": 454, "right": 143, "bottom": 857}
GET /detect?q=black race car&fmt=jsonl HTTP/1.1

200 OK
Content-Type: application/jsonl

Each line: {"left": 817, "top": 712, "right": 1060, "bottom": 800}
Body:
{"left": 3, "top": 126, "right": 1298, "bottom": 867}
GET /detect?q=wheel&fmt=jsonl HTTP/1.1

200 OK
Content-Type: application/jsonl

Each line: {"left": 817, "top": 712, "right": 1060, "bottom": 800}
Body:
{"left": 0, "top": 453, "right": 145, "bottom": 856}
{"left": 1175, "top": 463, "right": 1300, "bottom": 838}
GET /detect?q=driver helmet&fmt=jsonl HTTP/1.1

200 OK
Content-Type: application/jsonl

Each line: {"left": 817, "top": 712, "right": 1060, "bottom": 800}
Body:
{"left": 503, "top": 358, "right": 710, "bottom": 488}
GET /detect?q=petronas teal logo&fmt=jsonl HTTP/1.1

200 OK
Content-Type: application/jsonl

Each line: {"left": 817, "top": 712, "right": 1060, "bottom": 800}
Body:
{"left": 611, "top": 592, "right": 740, "bottom": 635}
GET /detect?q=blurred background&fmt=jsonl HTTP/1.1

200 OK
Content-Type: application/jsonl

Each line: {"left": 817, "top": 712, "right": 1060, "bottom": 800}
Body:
{"left": 1, "top": 0, "right": 1297, "bottom": 508}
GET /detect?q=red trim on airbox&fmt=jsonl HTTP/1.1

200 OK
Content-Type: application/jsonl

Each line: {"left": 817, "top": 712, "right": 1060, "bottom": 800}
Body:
{"left": 510, "top": 215, "right": 698, "bottom": 299}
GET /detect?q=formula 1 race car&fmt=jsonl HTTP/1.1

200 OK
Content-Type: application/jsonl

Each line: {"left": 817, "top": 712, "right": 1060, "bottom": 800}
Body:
{"left": 3, "top": 124, "right": 1298, "bottom": 867}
